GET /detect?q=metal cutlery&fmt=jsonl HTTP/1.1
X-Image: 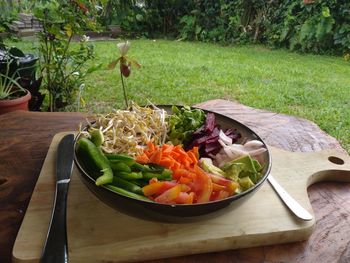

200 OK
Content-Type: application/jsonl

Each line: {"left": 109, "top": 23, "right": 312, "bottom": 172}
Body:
{"left": 268, "top": 174, "right": 313, "bottom": 221}
{"left": 41, "top": 134, "right": 75, "bottom": 263}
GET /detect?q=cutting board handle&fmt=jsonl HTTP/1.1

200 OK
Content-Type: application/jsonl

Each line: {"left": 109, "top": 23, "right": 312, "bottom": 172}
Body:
{"left": 308, "top": 149, "right": 350, "bottom": 185}
{"left": 270, "top": 147, "right": 350, "bottom": 186}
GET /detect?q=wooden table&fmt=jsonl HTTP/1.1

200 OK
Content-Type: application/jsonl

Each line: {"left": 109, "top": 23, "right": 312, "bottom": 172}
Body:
{"left": 1, "top": 99, "right": 349, "bottom": 263}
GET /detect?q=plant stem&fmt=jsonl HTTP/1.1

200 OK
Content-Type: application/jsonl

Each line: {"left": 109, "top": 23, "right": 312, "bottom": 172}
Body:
{"left": 120, "top": 70, "right": 128, "bottom": 109}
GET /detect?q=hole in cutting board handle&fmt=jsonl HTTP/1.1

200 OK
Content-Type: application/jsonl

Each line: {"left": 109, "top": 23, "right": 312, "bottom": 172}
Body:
{"left": 328, "top": 156, "right": 345, "bottom": 165}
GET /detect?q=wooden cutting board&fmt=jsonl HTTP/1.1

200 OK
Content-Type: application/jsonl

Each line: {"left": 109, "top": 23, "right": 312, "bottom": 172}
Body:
{"left": 13, "top": 132, "right": 350, "bottom": 263}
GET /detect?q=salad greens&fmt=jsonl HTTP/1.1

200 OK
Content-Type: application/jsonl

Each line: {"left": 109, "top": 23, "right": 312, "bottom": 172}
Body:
{"left": 167, "top": 105, "right": 205, "bottom": 145}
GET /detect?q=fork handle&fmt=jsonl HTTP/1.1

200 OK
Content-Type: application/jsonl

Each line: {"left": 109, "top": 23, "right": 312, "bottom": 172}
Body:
{"left": 267, "top": 175, "right": 313, "bottom": 221}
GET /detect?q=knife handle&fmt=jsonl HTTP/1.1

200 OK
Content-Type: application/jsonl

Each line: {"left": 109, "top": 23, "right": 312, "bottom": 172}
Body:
{"left": 41, "top": 181, "right": 70, "bottom": 263}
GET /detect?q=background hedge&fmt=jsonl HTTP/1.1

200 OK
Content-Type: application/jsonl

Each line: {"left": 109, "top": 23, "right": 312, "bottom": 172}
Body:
{"left": 2, "top": 0, "right": 349, "bottom": 55}
{"left": 111, "top": 0, "right": 350, "bottom": 55}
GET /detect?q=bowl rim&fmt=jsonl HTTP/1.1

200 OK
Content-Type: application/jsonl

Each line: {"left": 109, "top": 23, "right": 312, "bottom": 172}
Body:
{"left": 73, "top": 104, "right": 272, "bottom": 207}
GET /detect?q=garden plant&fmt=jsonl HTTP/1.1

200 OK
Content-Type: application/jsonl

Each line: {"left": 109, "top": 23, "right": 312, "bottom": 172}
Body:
{"left": 33, "top": 0, "right": 99, "bottom": 111}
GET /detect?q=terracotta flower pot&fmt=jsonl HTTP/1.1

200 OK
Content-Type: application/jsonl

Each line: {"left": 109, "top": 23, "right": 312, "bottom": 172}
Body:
{"left": 0, "top": 90, "right": 31, "bottom": 115}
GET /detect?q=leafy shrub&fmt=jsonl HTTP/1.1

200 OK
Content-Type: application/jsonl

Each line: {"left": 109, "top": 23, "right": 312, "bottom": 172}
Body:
{"left": 263, "top": 0, "right": 350, "bottom": 54}
{"left": 104, "top": 0, "right": 350, "bottom": 55}
{"left": 0, "top": 1, "right": 18, "bottom": 34}
{"left": 34, "top": 0, "right": 99, "bottom": 112}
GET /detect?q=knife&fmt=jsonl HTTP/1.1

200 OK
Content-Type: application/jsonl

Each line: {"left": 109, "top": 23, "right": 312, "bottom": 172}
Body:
{"left": 41, "top": 134, "right": 75, "bottom": 263}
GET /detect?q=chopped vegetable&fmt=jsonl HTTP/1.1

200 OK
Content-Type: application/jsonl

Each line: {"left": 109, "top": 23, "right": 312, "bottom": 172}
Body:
{"left": 154, "top": 184, "right": 182, "bottom": 204}
{"left": 109, "top": 161, "right": 132, "bottom": 173}
{"left": 81, "top": 102, "right": 168, "bottom": 157}
{"left": 111, "top": 176, "right": 143, "bottom": 195}
{"left": 214, "top": 139, "right": 266, "bottom": 167}
{"left": 186, "top": 112, "right": 241, "bottom": 157}
{"left": 192, "top": 165, "right": 212, "bottom": 203}
{"left": 142, "top": 181, "right": 178, "bottom": 196}
{"left": 199, "top": 154, "right": 264, "bottom": 193}
{"left": 115, "top": 171, "right": 143, "bottom": 180}
{"left": 137, "top": 142, "right": 245, "bottom": 204}
{"left": 199, "top": 157, "right": 225, "bottom": 176}
{"left": 105, "top": 185, "right": 150, "bottom": 201}
{"left": 222, "top": 155, "right": 263, "bottom": 191}
{"left": 77, "top": 137, "right": 113, "bottom": 186}
{"left": 167, "top": 105, "right": 205, "bottom": 145}
{"left": 137, "top": 142, "right": 204, "bottom": 203}
{"left": 238, "top": 177, "right": 255, "bottom": 191}
{"left": 105, "top": 153, "right": 135, "bottom": 166}
{"left": 90, "top": 129, "right": 104, "bottom": 147}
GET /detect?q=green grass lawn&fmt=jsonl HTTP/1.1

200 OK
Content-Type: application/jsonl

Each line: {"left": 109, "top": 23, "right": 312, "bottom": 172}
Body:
{"left": 5, "top": 38, "right": 350, "bottom": 152}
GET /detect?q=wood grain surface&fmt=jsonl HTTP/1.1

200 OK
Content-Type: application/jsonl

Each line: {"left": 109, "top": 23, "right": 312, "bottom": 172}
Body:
{"left": 0, "top": 111, "right": 85, "bottom": 263}
{"left": 1, "top": 99, "right": 350, "bottom": 263}
{"left": 12, "top": 133, "right": 350, "bottom": 262}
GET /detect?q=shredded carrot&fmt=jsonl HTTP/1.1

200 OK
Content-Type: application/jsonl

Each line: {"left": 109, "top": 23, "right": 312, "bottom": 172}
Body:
{"left": 149, "top": 149, "right": 163, "bottom": 163}
{"left": 159, "top": 157, "right": 175, "bottom": 168}
{"left": 136, "top": 154, "right": 149, "bottom": 164}
{"left": 147, "top": 141, "right": 156, "bottom": 152}
{"left": 137, "top": 143, "right": 199, "bottom": 173}
{"left": 187, "top": 151, "right": 198, "bottom": 164}
{"left": 162, "top": 144, "right": 174, "bottom": 154}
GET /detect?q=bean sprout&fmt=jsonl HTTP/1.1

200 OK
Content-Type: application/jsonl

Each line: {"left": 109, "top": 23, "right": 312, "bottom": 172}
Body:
{"left": 81, "top": 102, "right": 168, "bottom": 157}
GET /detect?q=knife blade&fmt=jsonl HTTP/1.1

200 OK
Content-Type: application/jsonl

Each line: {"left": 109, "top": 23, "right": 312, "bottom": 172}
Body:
{"left": 41, "top": 134, "right": 75, "bottom": 263}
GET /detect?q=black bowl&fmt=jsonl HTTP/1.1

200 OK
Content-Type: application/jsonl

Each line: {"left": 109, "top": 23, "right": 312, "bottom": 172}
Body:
{"left": 74, "top": 105, "right": 272, "bottom": 222}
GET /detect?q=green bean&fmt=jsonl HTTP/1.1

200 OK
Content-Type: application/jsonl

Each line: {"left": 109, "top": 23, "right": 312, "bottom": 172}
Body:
{"left": 105, "top": 185, "right": 150, "bottom": 202}
{"left": 104, "top": 153, "right": 135, "bottom": 166}
{"left": 142, "top": 169, "right": 172, "bottom": 181}
{"left": 109, "top": 161, "right": 132, "bottom": 173}
{"left": 90, "top": 129, "right": 104, "bottom": 147}
{"left": 112, "top": 176, "right": 143, "bottom": 195}
{"left": 77, "top": 138, "right": 113, "bottom": 186}
{"left": 115, "top": 171, "right": 143, "bottom": 180}
{"left": 131, "top": 162, "right": 152, "bottom": 172}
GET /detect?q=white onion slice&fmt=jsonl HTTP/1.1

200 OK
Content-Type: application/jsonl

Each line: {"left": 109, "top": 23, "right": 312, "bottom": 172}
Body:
{"left": 219, "top": 130, "right": 233, "bottom": 145}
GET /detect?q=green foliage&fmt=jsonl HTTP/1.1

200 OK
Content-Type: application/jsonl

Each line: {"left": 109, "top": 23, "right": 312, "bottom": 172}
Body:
{"left": 4, "top": 1, "right": 348, "bottom": 54}
{"left": 176, "top": 0, "right": 349, "bottom": 53}
{"left": 263, "top": 0, "right": 346, "bottom": 53}
{"left": 100, "top": 0, "right": 350, "bottom": 54}
{"left": 98, "top": 0, "right": 193, "bottom": 38}
{"left": 34, "top": 0, "right": 100, "bottom": 111}
{"left": 97, "top": 0, "right": 150, "bottom": 36}
{"left": 0, "top": 0, "right": 18, "bottom": 33}
{"left": 0, "top": 0, "right": 40, "bottom": 33}
{"left": 0, "top": 61, "right": 25, "bottom": 100}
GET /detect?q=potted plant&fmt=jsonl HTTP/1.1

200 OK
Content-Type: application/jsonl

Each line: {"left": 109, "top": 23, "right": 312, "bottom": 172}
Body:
{"left": 0, "top": 43, "right": 44, "bottom": 111}
{"left": 0, "top": 62, "right": 31, "bottom": 115}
